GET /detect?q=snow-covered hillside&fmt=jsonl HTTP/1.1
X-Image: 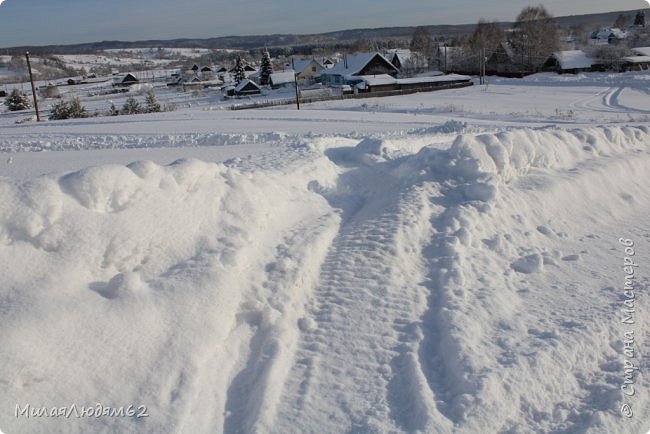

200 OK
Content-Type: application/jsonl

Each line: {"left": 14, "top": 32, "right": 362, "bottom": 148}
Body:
{"left": 1, "top": 73, "right": 649, "bottom": 434}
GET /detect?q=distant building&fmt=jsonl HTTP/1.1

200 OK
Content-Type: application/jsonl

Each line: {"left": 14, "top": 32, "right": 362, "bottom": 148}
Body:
{"left": 621, "top": 55, "right": 650, "bottom": 71}
{"left": 269, "top": 71, "right": 296, "bottom": 89}
{"left": 542, "top": 50, "right": 597, "bottom": 74}
{"left": 290, "top": 58, "right": 324, "bottom": 82}
{"left": 114, "top": 72, "right": 139, "bottom": 86}
{"left": 319, "top": 52, "right": 399, "bottom": 86}
{"left": 386, "top": 49, "right": 424, "bottom": 75}
{"left": 486, "top": 42, "right": 519, "bottom": 74}
{"left": 591, "top": 27, "right": 627, "bottom": 45}
{"left": 321, "top": 58, "right": 335, "bottom": 69}
{"left": 224, "top": 79, "right": 262, "bottom": 96}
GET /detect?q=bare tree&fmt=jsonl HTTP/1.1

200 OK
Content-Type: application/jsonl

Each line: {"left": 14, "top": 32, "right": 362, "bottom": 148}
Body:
{"left": 410, "top": 27, "right": 434, "bottom": 68}
{"left": 469, "top": 19, "right": 505, "bottom": 53}
{"left": 350, "top": 38, "right": 372, "bottom": 53}
{"left": 510, "top": 5, "right": 560, "bottom": 71}
{"left": 410, "top": 27, "right": 433, "bottom": 54}
{"left": 614, "top": 14, "right": 631, "bottom": 29}
{"left": 588, "top": 45, "right": 634, "bottom": 71}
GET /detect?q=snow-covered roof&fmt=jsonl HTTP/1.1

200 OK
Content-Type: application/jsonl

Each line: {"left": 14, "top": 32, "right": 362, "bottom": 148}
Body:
{"left": 270, "top": 71, "right": 296, "bottom": 85}
{"left": 397, "top": 74, "right": 472, "bottom": 85}
{"left": 321, "top": 52, "right": 398, "bottom": 76}
{"left": 291, "top": 59, "right": 321, "bottom": 74}
{"left": 623, "top": 56, "right": 650, "bottom": 63}
{"left": 360, "top": 73, "right": 472, "bottom": 87}
{"left": 595, "top": 27, "right": 627, "bottom": 40}
{"left": 386, "top": 49, "right": 415, "bottom": 67}
{"left": 234, "top": 79, "right": 260, "bottom": 92}
{"left": 552, "top": 50, "right": 595, "bottom": 70}
{"left": 632, "top": 47, "right": 650, "bottom": 56}
{"left": 360, "top": 74, "right": 397, "bottom": 86}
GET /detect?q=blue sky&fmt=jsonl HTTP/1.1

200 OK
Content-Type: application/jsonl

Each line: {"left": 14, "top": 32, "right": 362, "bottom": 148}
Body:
{"left": 0, "top": 0, "right": 645, "bottom": 47}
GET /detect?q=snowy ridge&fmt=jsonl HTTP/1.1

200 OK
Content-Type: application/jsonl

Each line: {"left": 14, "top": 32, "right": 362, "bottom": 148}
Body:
{"left": 1, "top": 126, "right": 649, "bottom": 433}
{"left": 0, "top": 132, "right": 291, "bottom": 152}
{"left": 388, "top": 126, "right": 650, "bottom": 433}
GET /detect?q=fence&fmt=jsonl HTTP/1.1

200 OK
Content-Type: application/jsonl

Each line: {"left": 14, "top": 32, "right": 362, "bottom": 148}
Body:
{"left": 230, "top": 81, "right": 473, "bottom": 110}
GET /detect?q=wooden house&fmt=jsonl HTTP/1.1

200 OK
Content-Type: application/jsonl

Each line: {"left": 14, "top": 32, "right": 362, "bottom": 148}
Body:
{"left": 225, "top": 79, "right": 262, "bottom": 96}
{"left": 319, "top": 52, "right": 399, "bottom": 86}
{"left": 291, "top": 58, "right": 324, "bottom": 82}
{"left": 114, "top": 72, "right": 139, "bottom": 87}
{"left": 542, "top": 50, "right": 596, "bottom": 74}
{"left": 486, "top": 42, "right": 520, "bottom": 74}
{"left": 269, "top": 71, "right": 296, "bottom": 89}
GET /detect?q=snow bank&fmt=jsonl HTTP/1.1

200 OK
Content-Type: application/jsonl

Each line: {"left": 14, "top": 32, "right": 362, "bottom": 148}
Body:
{"left": 0, "top": 144, "right": 342, "bottom": 434}
{"left": 386, "top": 126, "right": 650, "bottom": 432}
{"left": 1, "top": 125, "right": 650, "bottom": 433}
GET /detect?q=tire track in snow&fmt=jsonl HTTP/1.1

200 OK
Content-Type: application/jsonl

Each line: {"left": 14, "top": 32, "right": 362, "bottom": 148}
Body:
{"left": 221, "top": 212, "right": 340, "bottom": 434}
{"left": 599, "top": 85, "right": 650, "bottom": 114}
{"left": 273, "top": 145, "right": 452, "bottom": 433}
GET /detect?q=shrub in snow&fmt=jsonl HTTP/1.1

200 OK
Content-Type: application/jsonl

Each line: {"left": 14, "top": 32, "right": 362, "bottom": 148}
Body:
{"left": 49, "top": 97, "right": 88, "bottom": 120}
{"left": 108, "top": 103, "right": 119, "bottom": 116}
{"left": 162, "top": 102, "right": 177, "bottom": 112}
{"left": 122, "top": 96, "right": 141, "bottom": 115}
{"left": 4, "top": 89, "right": 31, "bottom": 111}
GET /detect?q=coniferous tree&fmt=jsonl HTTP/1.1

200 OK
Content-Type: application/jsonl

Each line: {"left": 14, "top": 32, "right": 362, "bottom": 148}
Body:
{"left": 67, "top": 97, "right": 87, "bottom": 118}
{"left": 634, "top": 10, "right": 646, "bottom": 27}
{"left": 49, "top": 97, "right": 87, "bottom": 120}
{"left": 233, "top": 56, "right": 246, "bottom": 83}
{"left": 4, "top": 89, "right": 31, "bottom": 111}
{"left": 49, "top": 100, "right": 70, "bottom": 120}
{"left": 260, "top": 49, "right": 273, "bottom": 86}
{"left": 145, "top": 90, "right": 161, "bottom": 113}
{"left": 122, "top": 96, "right": 141, "bottom": 115}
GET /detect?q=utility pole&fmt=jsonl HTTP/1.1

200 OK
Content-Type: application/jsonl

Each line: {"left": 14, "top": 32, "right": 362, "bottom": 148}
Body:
{"left": 481, "top": 48, "right": 487, "bottom": 84}
{"left": 294, "top": 72, "right": 300, "bottom": 110}
{"left": 478, "top": 48, "right": 483, "bottom": 85}
{"left": 25, "top": 51, "right": 41, "bottom": 121}
{"left": 443, "top": 43, "right": 447, "bottom": 74}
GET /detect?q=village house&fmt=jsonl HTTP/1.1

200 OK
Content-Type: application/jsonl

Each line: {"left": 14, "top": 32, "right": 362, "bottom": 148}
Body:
{"left": 542, "top": 50, "right": 597, "bottom": 74}
{"left": 319, "top": 52, "right": 400, "bottom": 87}
{"left": 200, "top": 66, "right": 214, "bottom": 80}
{"left": 485, "top": 42, "right": 520, "bottom": 75}
{"left": 269, "top": 71, "right": 296, "bottom": 89}
{"left": 290, "top": 58, "right": 324, "bottom": 82}
{"left": 113, "top": 72, "right": 139, "bottom": 87}
{"left": 223, "top": 79, "right": 262, "bottom": 97}
{"left": 621, "top": 54, "right": 650, "bottom": 71}
{"left": 590, "top": 27, "right": 627, "bottom": 45}
{"left": 321, "top": 58, "right": 335, "bottom": 69}
{"left": 386, "top": 49, "right": 425, "bottom": 76}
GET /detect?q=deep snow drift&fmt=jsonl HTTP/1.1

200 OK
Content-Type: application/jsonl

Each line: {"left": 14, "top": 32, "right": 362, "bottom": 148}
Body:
{"left": 1, "top": 75, "right": 650, "bottom": 434}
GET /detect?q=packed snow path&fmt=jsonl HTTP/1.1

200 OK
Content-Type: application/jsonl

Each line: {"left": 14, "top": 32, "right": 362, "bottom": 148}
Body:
{"left": 1, "top": 126, "right": 650, "bottom": 434}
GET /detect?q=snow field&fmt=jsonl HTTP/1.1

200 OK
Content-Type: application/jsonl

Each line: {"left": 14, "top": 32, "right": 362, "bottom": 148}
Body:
{"left": 0, "top": 120, "right": 649, "bottom": 433}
